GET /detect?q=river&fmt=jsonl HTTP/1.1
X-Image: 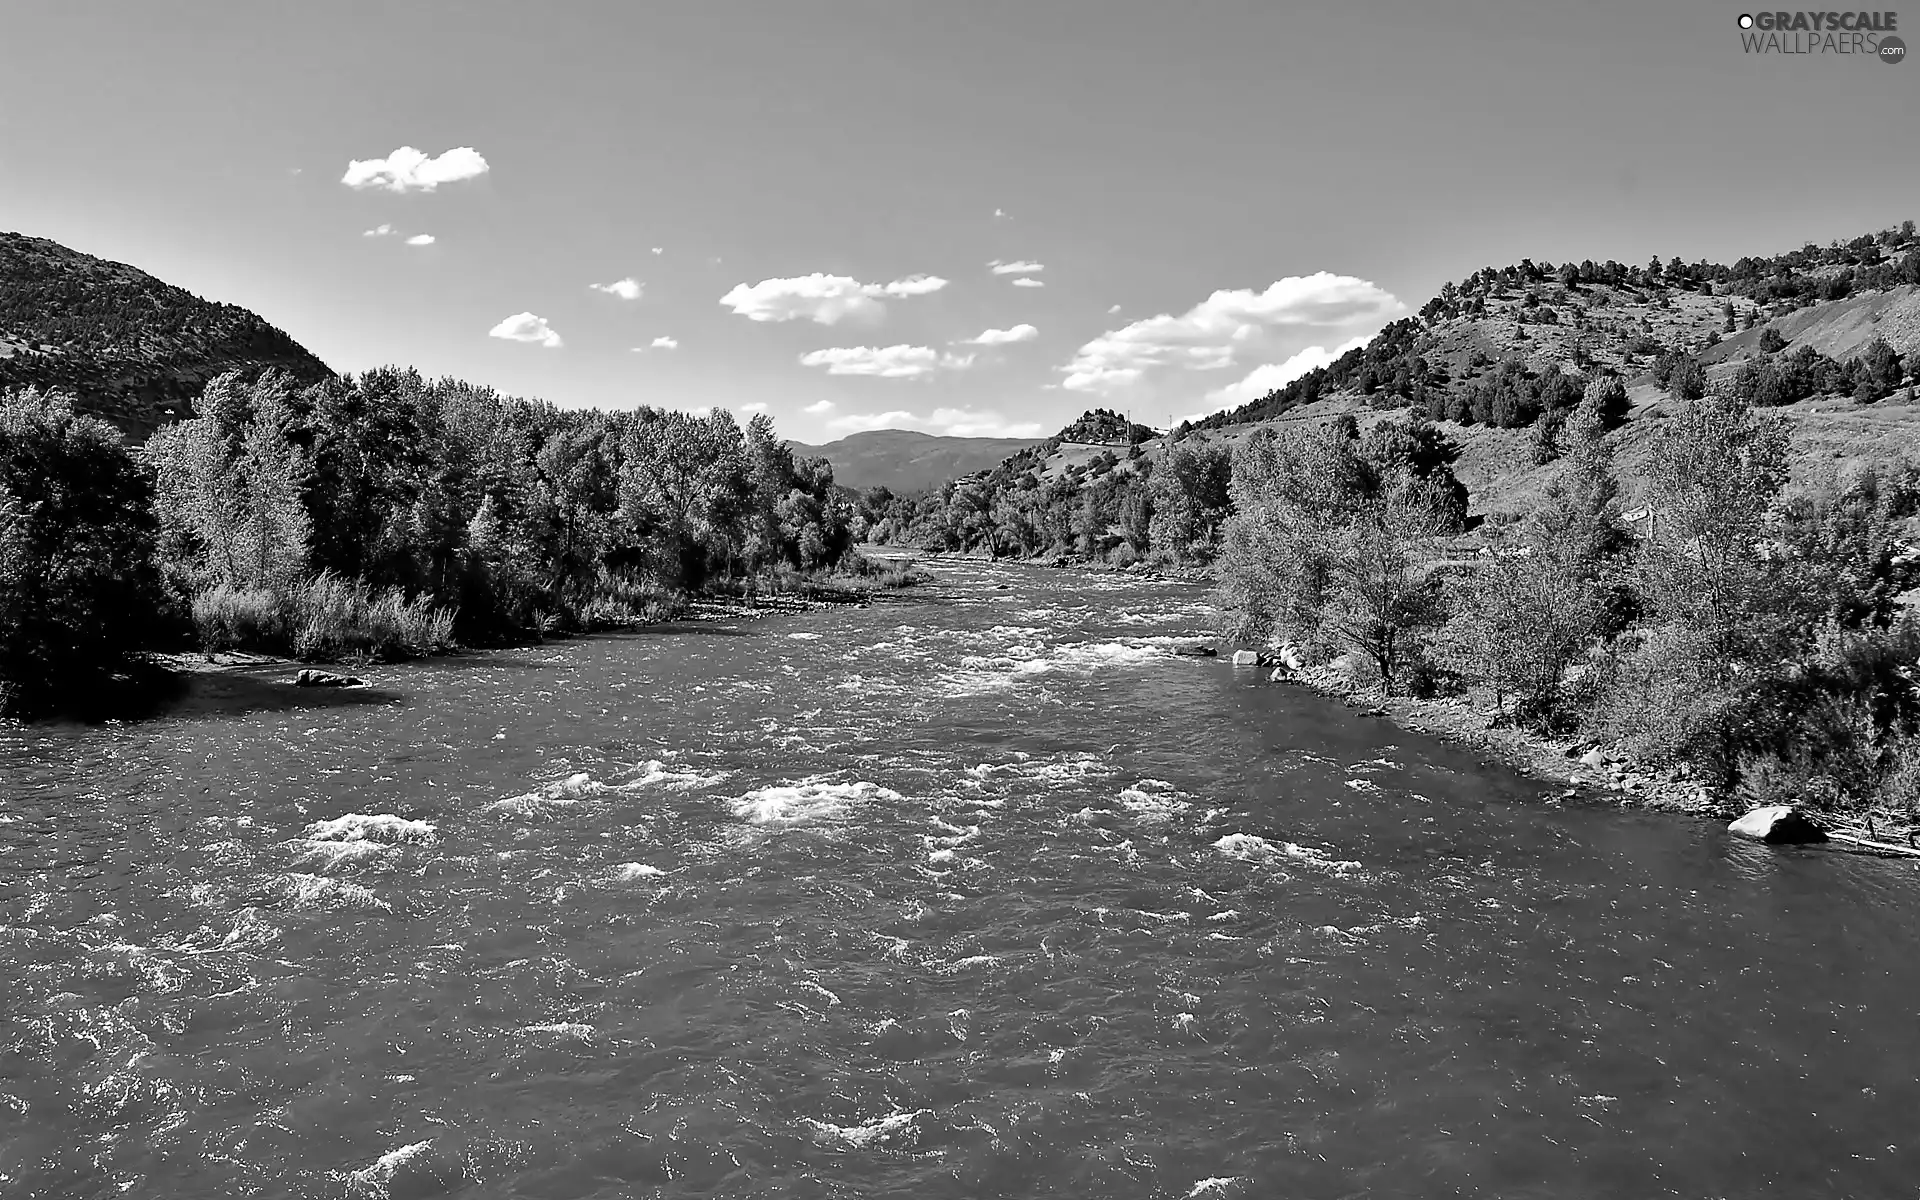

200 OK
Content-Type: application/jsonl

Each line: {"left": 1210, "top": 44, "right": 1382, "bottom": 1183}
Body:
{"left": 3, "top": 558, "right": 1918, "bottom": 1199}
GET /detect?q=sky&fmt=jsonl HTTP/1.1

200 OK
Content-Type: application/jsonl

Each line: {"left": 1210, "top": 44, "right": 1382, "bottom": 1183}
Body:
{"left": 2, "top": 1, "right": 1915, "bottom": 441}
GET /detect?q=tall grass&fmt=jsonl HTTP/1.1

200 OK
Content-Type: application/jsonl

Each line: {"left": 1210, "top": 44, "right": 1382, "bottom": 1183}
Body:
{"left": 192, "top": 571, "right": 456, "bottom": 662}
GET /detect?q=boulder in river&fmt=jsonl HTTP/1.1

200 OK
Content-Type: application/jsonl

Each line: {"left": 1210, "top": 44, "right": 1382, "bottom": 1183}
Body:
{"left": 292, "top": 669, "right": 367, "bottom": 688}
{"left": 1171, "top": 643, "right": 1217, "bottom": 658}
{"left": 1728, "top": 805, "right": 1828, "bottom": 844}
{"left": 1230, "top": 650, "right": 1259, "bottom": 667}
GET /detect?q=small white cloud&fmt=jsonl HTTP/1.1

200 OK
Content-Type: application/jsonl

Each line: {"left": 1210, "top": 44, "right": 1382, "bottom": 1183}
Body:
{"left": 1108, "top": 304, "right": 1122, "bottom": 314}
{"left": 720, "top": 273, "right": 949, "bottom": 325}
{"left": 341, "top": 146, "right": 490, "bottom": 193}
{"left": 591, "top": 277, "right": 643, "bottom": 300}
{"left": 649, "top": 336, "right": 678, "bottom": 350}
{"left": 738, "top": 402, "right": 769, "bottom": 414}
{"left": 488, "top": 312, "right": 563, "bottom": 348}
{"left": 804, "top": 400, "right": 835, "bottom": 414}
{"left": 798, "top": 344, "right": 974, "bottom": 378}
{"left": 363, "top": 223, "right": 395, "bottom": 238}
{"left": 988, "top": 260, "right": 1044, "bottom": 275}
{"left": 405, "top": 233, "right": 435, "bottom": 246}
{"left": 963, "top": 324, "right": 1039, "bottom": 346}
{"left": 650, "top": 246, "right": 664, "bottom": 255}
{"left": 993, "top": 208, "right": 1009, "bottom": 219}
{"left": 1011, "top": 278, "right": 1045, "bottom": 288}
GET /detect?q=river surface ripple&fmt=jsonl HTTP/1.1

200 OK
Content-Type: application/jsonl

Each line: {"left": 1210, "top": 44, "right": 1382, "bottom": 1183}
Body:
{"left": 4, "top": 560, "right": 1920, "bottom": 1199}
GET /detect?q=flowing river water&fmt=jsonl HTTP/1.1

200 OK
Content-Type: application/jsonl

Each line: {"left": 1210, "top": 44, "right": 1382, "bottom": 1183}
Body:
{"left": 4, "top": 559, "right": 1920, "bottom": 1199}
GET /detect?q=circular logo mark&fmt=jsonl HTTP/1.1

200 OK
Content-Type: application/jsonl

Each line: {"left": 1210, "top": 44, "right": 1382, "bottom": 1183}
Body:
{"left": 1738, "top": 12, "right": 1754, "bottom": 28}
{"left": 1880, "top": 35, "right": 1907, "bottom": 63}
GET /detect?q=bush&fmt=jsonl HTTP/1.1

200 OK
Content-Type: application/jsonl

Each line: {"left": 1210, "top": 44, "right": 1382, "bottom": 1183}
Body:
{"left": 191, "top": 572, "right": 456, "bottom": 662}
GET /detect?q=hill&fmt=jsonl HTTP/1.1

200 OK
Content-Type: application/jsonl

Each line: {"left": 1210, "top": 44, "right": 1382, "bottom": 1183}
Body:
{"left": 0, "top": 232, "right": 331, "bottom": 438}
{"left": 859, "top": 221, "right": 1920, "bottom": 567}
{"left": 785, "top": 429, "right": 1043, "bottom": 495}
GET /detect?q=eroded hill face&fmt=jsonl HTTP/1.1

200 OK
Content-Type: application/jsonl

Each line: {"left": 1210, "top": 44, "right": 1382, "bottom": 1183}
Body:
{"left": 0, "top": 232, "right": 331, "bottom": 439}
{"left": 783, "top": 429, "right": 1045, "bottom": 495}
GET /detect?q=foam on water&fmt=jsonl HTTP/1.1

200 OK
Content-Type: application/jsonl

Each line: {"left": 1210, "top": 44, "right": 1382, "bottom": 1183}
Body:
{"left": 1211, "top": 833, "right": 1365, "bottom": 876}
{"left": 344, "top": 1140, "right": 433, "bottom": 1199}
{"left": 730, "top": 779, "right": 902, "bottom": 825}
{"left": 303, "top": 813, "right": 438, "bottom": 845}
{"left": 268, "top": 873, "right": 390, "bottom": 911}
{"left": 801, "top": 1109, "right": 926, "bottom": 1149}
{"left": 617, "top": 759, "right": 725, "bottom": 791}
{"left": 610, "top": 862, "right": 667, "bottom": 880}
{"left": 488, "top": 772, "right": 605, "bottom": 818}
{"left": 290, "top": 839, "right": 393, "bottom": 872}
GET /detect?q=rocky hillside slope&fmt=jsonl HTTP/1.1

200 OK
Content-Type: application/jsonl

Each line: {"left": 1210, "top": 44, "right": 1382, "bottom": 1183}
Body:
{"left": 0, "top": 232, "right": 331, "bottom": 438}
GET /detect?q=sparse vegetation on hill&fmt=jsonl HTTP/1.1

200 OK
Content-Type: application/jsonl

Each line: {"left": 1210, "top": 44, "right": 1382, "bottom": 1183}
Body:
{"left": 0, "top": 232, "right": 331, "bottom": 438}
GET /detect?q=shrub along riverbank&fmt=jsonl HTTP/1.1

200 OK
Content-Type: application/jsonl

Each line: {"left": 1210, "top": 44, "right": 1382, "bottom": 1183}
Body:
{"left": 1214, "top": 382, "right": 1920, "bottom": 824}
{"left": 0, "top": 372, "right": 912, "bottom": 719}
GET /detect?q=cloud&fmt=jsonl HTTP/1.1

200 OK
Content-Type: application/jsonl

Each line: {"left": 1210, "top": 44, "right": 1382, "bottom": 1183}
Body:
{"left": 589, "top": 277, "right": 643, "bottom": 301}
{"left": 720, "top": 273, "right": 949, "bottom": 325}
{"left": 963, "top": 324, "right": 1039, "bottom": 346}
{"left": 803, "top": 400, "right": 835, "bottom": 414}
{"left": 650, "top": 247, "right": 664, "bottom": 255}
{"left": 1060, "top": 272, "right": 1404, "bottom": 395}
{"left": 738, "top": 402, "right": 769, "bottom": 414}
{"left": 1011, "top": 278, "right": 1045, "bottom": 288}
{"left": 405, "top": 234, "right": 435, "bottom": 246}
{"left": 1195, "top": 336, "right": 1373, "bottom": 415}
{"left": 798, "top": 344, "right": 975, "bottom": 378}
{"left": 649, "top": 335, "right": 678, "bottom": 350}
{"left": 1108, "top": 304, "right": 1122, "bottom": 314}
{"left": 488, "top": 312, "right": 563, "bottom": 348}
{"left": 363, "top": 224, "right": 395, "bottom": 238}
{"left": 993, "top": 208, "right": 1009, "bottom": 219}
{"left": 341, "top": 146, "right": 490, "bottom": 193}
{"left": 988, "top": 260, "right": 1045, "bottom": 275}
{"left": 828, "top": 406, "right": 1043, "bottom": 437}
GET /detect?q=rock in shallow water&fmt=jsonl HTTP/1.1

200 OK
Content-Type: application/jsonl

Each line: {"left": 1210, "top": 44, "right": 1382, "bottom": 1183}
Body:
{"left": 292, "top": 669, "right": 367, "bottom": 688}
{"left": 1728, "top": 805, "right": 1828, "bottom": 844}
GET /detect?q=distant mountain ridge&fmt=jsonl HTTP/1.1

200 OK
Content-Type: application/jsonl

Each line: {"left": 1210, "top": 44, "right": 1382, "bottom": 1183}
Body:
{"left": 0, "top": 231, "right": 331, "bottom": 438}
{"left": 784, "top": 429, "right": 1043, "bottom": 495}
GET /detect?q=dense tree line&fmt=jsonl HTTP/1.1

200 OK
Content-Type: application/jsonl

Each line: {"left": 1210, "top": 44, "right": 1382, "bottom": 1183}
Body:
{"left": 0, "top": 369, "right": 861, "bottom": 716}
{"left": 1217, "top": 383, "right": 1920, "bottom": 814}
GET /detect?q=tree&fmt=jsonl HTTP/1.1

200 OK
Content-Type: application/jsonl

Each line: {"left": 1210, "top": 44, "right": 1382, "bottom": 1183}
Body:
{"left": 0, "top": 389, "right": 160, "bottom": 714}
{"left": 1582, "top": 376, "right": 1630, "bottom": 430}
{"left": 1758, "top": 326, "right": 1789, "bottom": 354}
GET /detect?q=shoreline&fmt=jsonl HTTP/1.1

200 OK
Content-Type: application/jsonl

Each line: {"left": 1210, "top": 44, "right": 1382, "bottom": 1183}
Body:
{"left": 1265, "top": 658, "right": 1920, "bottom": 852}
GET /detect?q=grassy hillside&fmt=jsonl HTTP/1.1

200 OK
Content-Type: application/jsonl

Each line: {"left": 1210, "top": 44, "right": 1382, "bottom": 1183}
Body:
{"left": 0, "top": 232, "right": 331, "bottom": 438}
{"left": 786, "top": 429, "right": 1043, "bottom": 495}
{"left": 978, "top": 224, "right": 1920, "bottom": 533}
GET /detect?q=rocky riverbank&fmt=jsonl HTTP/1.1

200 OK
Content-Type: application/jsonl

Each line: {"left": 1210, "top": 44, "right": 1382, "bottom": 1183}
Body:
{"left": 1259, "top": 655, "right": 1920, "bottom": 848}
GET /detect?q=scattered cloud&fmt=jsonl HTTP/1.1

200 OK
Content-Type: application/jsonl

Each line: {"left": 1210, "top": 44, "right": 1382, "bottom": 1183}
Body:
{"left": 363, "top": 223, "right": 394, "bottom": 238}
{"left": 798, "top": 344, "right": 975, "bottom": 378}
{"left": 590, "top": 277, "right": 643, "bottom": 300}
{"left": 488, "top": 312, "right": 563, "bottom": 348}
{"left": 341, "top": 146, "right": 490, "bottom": 193}
{"left": 993, "top": 208, "right": 1009, "bottom": 219}
{"left": 650, "top": 247, "right": 664, "bottom": 255}
{"left": 649, "top": 335, "right": 678, "bottom": 350}
{"left": 1060, "top": 272, "right": 1404, "bottom": 395}
{"left": 720, "top": 273, "right": 949, "bottom": 325}
{"left": 828, "top": 406, "right": 1043, "bottom": 437}
{"left": 803, "top": 400, "right": 835, "bottom": 414}
{"left": 963, "top": 323, "right": 1039, "bottom": 346}
{"left": 988, "top": 259, "right": 1045, "bottom": 276}
{"left": 1195, "top": 336, "right": 1373, "bottom": 415}
{"left": 738, "top": 402, "right": 769, "bottom": 414}
{"left": 405, "top": 233, "right": 435, "bottom": 246}
{"left": 1108, "top": 304, "right": 1123, "bottom": 314}
{"left": 1011, "top": 278, "right": 1045, "bottom": 289}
